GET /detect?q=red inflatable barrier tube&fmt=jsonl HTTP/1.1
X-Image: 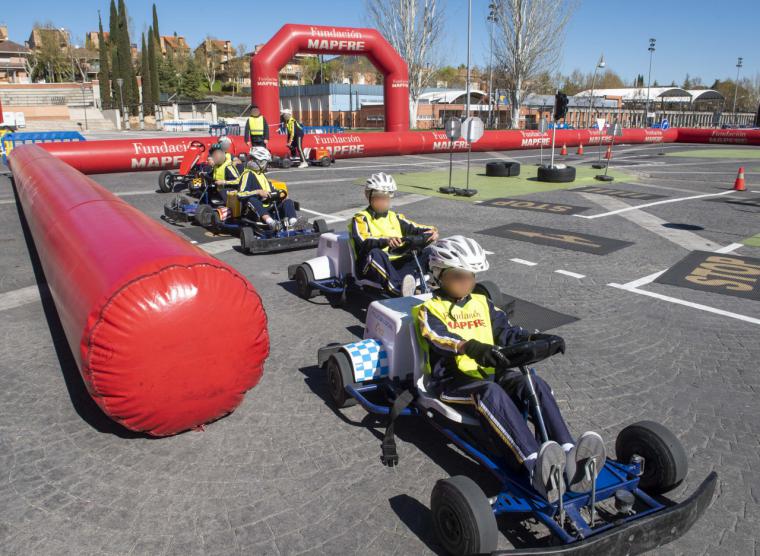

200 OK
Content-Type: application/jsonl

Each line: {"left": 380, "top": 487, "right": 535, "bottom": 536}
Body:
{"left": 10, "top": 145, "right": 269, "bottom": 436}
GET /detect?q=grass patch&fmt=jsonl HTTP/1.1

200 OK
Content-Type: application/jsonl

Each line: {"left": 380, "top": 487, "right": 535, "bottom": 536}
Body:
{"left": 666, "top": 148, "right": 760, "bottom": 160}
{"left": 742, "top": 233, "right": 760, "bottom": 247}
{"left": 385, "top": 165, "right": 638, "bottom": 201}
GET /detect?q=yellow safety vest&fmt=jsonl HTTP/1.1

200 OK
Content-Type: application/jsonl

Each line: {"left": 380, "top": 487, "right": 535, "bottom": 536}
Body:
{"left": 413, "top": 293, "right": 495, "bottom": 379}
{"left": 248, "top": 116, "right": 265, "bottom": 137}
{"left": 238, "top": 169, "right": 275, "bottom": 206}
{"left": 349, "top": 209, "right": 405, "bottom": 261}
{"left": 213, "top": 159, "right": 237, "bottom": 183}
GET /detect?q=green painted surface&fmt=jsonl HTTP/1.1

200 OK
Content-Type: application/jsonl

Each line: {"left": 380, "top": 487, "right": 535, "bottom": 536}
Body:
{"left": 666, "top": 148, "right": 760, "bottom": 159}
{"left": 742, "top": 233, "right": 760, "bottom": 247}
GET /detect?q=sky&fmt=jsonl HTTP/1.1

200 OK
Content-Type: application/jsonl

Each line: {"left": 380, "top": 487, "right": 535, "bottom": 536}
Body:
{"left": 2, "top": 0, "right": 758, "bottom": 86}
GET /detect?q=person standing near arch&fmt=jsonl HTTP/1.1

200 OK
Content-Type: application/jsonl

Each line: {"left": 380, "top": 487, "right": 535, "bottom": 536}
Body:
{"left": 245, "top": 104, "right": 270, "bottom": 149}
{"left": 281, "top": 108, "right": 308, "bottom": 168}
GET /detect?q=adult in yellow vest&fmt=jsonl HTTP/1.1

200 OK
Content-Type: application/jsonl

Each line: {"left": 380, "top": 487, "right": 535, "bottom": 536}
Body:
{"left": 350, "top": 172, "right": 438, "bottom": 296}
{"left": 237, "top": 147, "right": 298, "bottom": 230}
{"left": 244, "top": 105, "right": 269, "bottom": 148}
{"left": 414, "top": 236, "right": 605, "bottom": 502}
{"left": 280, "top": 108, "right": 308, "bottom": 168}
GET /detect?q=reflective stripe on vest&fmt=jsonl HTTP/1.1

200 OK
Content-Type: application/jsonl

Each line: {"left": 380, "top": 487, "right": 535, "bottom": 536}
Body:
{"left": 238, "top": 170, "right": 273, "bottom": 206}
{"left": 349, "top": 209, "right": 405, "bottom": 261}
{"left": 248, "top": 116, "right": 264, "bottom": 136}
{"left": 414, "top": 293, "right": 494, "bottom": 379}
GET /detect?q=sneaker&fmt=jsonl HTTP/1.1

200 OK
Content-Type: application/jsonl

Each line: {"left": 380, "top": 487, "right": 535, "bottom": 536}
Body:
{"left": 287, "top": 217, "right": 298, "bottom": 227}
{"left": 531, "top": 441, "right": 566, "bottom": 503}
{"left": 400, "top": 274, "right": 416, "bottom": 297}
{"left": 298, "top": 161, "right": 309, "bottom": 168}
{"left": 565, "top": 431, "right": 606, "bottom": 493}
{"left": 266, "top": 219, "right": 280, "bottom": 232}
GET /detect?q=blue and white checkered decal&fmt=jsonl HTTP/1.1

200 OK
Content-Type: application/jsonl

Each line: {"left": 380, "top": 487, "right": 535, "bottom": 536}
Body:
{"left": 343, "top": 339, "right": 389, "bottom": 382}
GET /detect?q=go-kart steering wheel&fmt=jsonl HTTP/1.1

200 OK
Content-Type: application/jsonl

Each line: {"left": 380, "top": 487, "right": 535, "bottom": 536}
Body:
{"left": 387, "top": 233, "right": 432, "bottom": 256}
{"left": 189, "top": 140, "right": 206, "bottom": 152}
{"left": 491, "top": 333, "right": 566, "bottom": 370}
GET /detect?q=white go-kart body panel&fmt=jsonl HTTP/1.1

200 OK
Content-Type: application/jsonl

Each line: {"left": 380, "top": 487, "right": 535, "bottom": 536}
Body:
{"left": 338, "top": 295, "right": 479, "bottom": 426}
{"left": 303, "top": 231, "right": 384, "bottom": 289}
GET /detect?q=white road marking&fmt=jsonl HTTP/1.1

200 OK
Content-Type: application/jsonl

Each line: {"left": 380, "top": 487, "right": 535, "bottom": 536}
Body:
{"left": 0, "top": 285, "right": 41, "bottom": 312}
{"left": 616, "top": 270, "right": 667, "bottom": 289}
{"left": 608, "top": 282, "right": 760, "bottom": 326}
{"left": 197, "top": 239, "right": 239, "bottom": 254}
{"left": 576, "top": 190, "right": 735, "bottom": 219}
{"left": 713, "top": 242, "right": 743, "bottom": 254}
{"left": 483, "top": 250, "right": 495, "bottom": 255}
{"left": 510, "top": 258, "right": 538, "bottom": 266}
{"left": 554, "top": 269, "right": 585, "bottom": 279}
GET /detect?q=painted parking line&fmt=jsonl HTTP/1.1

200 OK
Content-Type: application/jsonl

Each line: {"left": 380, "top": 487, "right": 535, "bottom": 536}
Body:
{"left": 554, "top": 269, "right": 585, "bottom": 279}
{"left": 510, "top": 258, "right": 538, "bottom": 266}
{"left": 713, "top": 242, "right": 743, "bottom": 254}
{"left": 576, "top": 190, "right": 735, "bottom": 219}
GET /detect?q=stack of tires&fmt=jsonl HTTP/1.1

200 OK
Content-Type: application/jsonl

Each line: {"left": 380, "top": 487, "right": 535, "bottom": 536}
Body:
{"left": 485, "top": 161, "right": 521, "bottom": 177}
{"left": 536, "top": 164, "right": 576, "bottom": 183}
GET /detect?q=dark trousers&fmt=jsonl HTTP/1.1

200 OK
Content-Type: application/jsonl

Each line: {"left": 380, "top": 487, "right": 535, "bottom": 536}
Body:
{"left": 359, "top": 247, "right": 430, "bottom": 295}
{"left": 249, "top": 137, "right": 267, "bottom": 147}
{"left": 289, "top": 135, "right": 306, "bottom": 162}
{"left": 440, "top": 372, "right": 573, "bottom": 470}
{"left": 244, "top": 196, "right": 297, "bottom": 220}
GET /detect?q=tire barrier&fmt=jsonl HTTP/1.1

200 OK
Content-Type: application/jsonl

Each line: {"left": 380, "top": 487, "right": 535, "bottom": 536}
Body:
{"left": 9, "top": 145, "right": 270, "bottom": 436}
{"left": 485, "top": 161, "right": 521, "bottom": 177}
{"left": 537, "top": 165, "right": 577, "bottom": 183}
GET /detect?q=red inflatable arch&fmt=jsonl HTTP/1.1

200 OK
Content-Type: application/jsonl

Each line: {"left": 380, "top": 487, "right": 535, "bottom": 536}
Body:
{"left": 251, "top": 24, "right": 410, "bottom": 132}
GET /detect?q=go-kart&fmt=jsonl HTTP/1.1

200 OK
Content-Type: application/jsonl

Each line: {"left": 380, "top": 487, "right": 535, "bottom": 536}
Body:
{"left": 158, "top": 140, "right": 212, "bottom": 193}
{"left": 271, "top": 146, "right": 335, "bottom": 169}
{"left": 288, "top": 232, "right": 474, "bottom": 305}
{"left": 163, "top": 178, "right": 330, "bottom": 254}
{"left": 317, "top": 295, "right": 716, "bottom": 555}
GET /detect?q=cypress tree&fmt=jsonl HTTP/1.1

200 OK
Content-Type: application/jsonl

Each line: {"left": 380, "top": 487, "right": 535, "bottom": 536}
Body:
{"left": 108, "top": 0, "right": 120, "bottom": 109}
{"left": 152, "top": 4, "right": 160, "bottom": 44}
{"left": 140, "top": 33, "right": 153, "bottom": 115}
{"left": 97, "top": 12, "right": 112, "bottom": 109}
{"left": 148, "top": 26, "right": 160, "bottom": 109}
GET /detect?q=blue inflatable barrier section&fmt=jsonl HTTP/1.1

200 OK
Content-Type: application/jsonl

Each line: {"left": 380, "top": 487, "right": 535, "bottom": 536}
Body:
{"left": 1, "top": 131, "right": 86, "bottom": 165}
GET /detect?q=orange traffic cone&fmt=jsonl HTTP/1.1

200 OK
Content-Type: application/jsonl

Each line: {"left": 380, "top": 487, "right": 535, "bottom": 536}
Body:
{"left": 560, "top": 144, "right": 568, "bottom": 156}
{"left": 734, "top": 167, "right": 746, "bottom": 191}
{"left": 604, "top": 145, "right": 613, "bottom": 159}
{"left": 576, "top": 143, "right": 584, "bottom": 155}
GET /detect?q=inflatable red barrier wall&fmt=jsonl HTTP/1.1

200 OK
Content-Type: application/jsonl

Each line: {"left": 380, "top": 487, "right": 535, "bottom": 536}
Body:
{"left": 10, "top": 145, "right": 270, "bottom": 436}
{"left": 671, "top": 127, "right": 760, "bottom": 146}
{"left": 38, "top": 128, "right": 680, "bottom": 174}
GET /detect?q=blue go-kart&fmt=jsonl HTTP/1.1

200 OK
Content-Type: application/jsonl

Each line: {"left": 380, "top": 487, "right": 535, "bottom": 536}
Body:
{"left": 163, "top": 177, "right": 330, "bottom": 254}
{"left": 318, "top": 295, "right": 716, "bottom": 555}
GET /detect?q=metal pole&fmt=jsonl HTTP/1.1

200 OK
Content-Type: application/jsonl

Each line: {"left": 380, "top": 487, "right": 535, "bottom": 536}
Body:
{"left": 644, "top": 38, "right": 655, "bottom": 128}
{"left": 81, "top": 84, "right": 88, "bottom": 130}
{"left": 732, "top": 57, "right": 743, "bottom": 127}
{"left": 487, "top": 4, "right": 498, "bottom": 128}
{"left": 465, "top": 0, "right": 472, "bottom": 119}
{"left": 587, "top": 54, "right": 604, "bottom": 128}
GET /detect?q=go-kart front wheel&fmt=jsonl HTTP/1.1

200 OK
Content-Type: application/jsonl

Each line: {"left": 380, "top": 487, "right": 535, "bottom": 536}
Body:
{"left": 294, "top": 264, "right": 317, "bottom": 299}
{"left": 313, "top": 219, "right": 328, "bottom": 234}
{"left": 473, "top": 280, "right": 503, "bottom": 308}
{"left": 616, "top": 420, "right": 688, "bottom": 494}
{"left": 158, "top": 170, "right": 174, "bottom": 193}
{"left": 431, "top": 476, "right": 498, "bottom": 556}
{"left": 240, "top": 227, "right": 255, "bottom": 254}
{"left": 326, "top": 352, "right": 357, "bottom": 408}
{"left": 194, "top": 205, "right": 214, "bottom": 227}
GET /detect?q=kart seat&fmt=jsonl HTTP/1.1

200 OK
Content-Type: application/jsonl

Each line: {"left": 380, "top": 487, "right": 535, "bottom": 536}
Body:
{"left": 415, "top": 376, "right": 480, "bottom": 426}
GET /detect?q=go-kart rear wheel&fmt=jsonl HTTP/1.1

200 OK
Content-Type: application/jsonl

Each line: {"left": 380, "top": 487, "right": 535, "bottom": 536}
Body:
{"left": 326, "top": 352, "right": 357, "bottom": 408}
{"left": 194, "top": 204, "right": 214, "bottom": 227}
{"left": 616, "top": 420, "right": 688, "bottom": 494}
{"left": 319, "top": 156, "right": 331, "bottom": 167}
{"left": 294, "top": 264, "right": 316, "bottom": 299}
{"left": 281, "top": 157, "right": 293, "bottom": 169}
{"left": 431, "top": 475, "right": 498, "bottom": 556}
{"left": 240, "top": 227, "right": 255, "bottom": 254}
{"left": 474, "top": 280, "right": 503, "bottom": 308}
{"left": 313, "top": 219, "right": 328, "bottom": 234}
{"left": 158, "top": 170, "right": 174, "bottom": 193}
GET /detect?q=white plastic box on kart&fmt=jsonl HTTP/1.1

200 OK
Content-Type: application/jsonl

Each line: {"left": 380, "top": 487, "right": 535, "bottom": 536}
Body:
{"left": 319, "top": 295, "right": 479, "bottom": 426}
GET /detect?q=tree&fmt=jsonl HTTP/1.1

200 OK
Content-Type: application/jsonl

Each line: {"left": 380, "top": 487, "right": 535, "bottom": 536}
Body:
{"left": 109, "top": 0, "right": 120, "bottom": 107}
{"left": 140, "top": 33, "right": 153, "bottom": 115}
{"left": 158, "top": 50, "right": 179, "bottom": 95}
{"left": 493, "top": 0, "right": 575, "bottom": 128}
{"left": 180, "top": 55, "right": 207, "bottom": 100}
{"left": 152, "top": 3, "right": 160, "bottom": 44}
{"left": 300, "top": 56, "right": 322, "bottom": 85}
{"left": 148, "top": 28, "right": 160, "bottom": 108}
{"left": 683, "top": 73, "right": 692, "bottom": 89}
{"left": 197, "top": 38, "right": 223, "bottom": 91}
{"left": 117, "top": 0, "right": 139, "bottom": 115}
{"left": 434, "top": 65, "right": 461, "bottom": 87}
{"left": 96, "top": 13, "right": 111, "bottom": 108}
{"left": 597, "top": 69, "right": 624, "bottom": 89}
{"left": 366, "top": 0, "right": 444, "bottom": 127}
{"left": 29, "top": 26, "right": 72, "bottom": 82}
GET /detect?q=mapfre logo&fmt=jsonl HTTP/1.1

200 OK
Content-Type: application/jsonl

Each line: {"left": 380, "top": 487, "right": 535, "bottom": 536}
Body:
{"left": 256, "top": 78, "right": 278, "bottom": 87}
{"left": 391, "top": 80, "right": 409, "bottom": 88}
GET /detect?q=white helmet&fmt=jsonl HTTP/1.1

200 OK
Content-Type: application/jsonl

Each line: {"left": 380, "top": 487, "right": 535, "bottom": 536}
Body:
{"left": 249, "top": 146, "right": 272, "bottom": 163}
{"left": 428, "top": 236, "right": 489, "bottom": 278}
{"left": 365, "top": 172, "right": 397, "bottom": 197}
{"left": 218, "top": 135, "right": 232, "bottom": 146}
{"left": 280, "top": 108, "right": 292, "bottom": 116}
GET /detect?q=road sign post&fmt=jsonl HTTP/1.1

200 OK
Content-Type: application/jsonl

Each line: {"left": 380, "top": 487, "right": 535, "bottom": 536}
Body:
{"left": 454, "top": 116, "right": 484, "bottom": 197}
{"left": 538, "top": 118, "right": 548, "bottom": 166}
{"left": 595, "top": 121, "right": 623, "bottom": 182}
{"left": 592, "top": 118, "right": 606, "bottom": 169}
{"left": 439, "top": 117, "right": 463, "bottom": 194}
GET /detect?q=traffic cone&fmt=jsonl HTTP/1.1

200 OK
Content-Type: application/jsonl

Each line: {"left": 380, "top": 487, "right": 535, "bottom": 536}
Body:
{"left": 604, "top": 145, "right": 613, "bottom": 160}
{"left": 734, "top": 167, "right": 746, "bottom": 191}
{"left": 560, "top": 144, "right": 568, "bottom": 156}
{"left": 576, "top": 143, "right": 584, "bottom": 155}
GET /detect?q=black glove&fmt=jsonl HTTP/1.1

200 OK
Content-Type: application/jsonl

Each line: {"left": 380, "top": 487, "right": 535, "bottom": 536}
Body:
{"left": 463, "top": 340, "right": 500, "bottom": 368}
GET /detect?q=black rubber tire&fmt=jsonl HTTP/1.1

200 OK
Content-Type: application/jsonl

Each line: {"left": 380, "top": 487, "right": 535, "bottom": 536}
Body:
{"left": 616, "top": 421, "right": 688, "bottom": 494}
{"left": 536, "top": 165, "right": 576, "bottom": 183}
{"left": 294, "top": 264, "right": 317, "bottom": 299}
{"left": 485, "top": 161, "right": 520, "bottom": 177}
{"left": 313, "top": 219, "right": 328, "bottom": 234}
{"left": 158, "top": 170, "right": 174, "bottom": 193}
{"left": 326, "top": 351, "right": 357, "bottom": 408}
{"left": 431, "top": 476, "right": 498, "bottom": 556}
{"left": 210, "top": 209, "right": 223, "bottom": 230}
{"left": 240, "top": 227, "right": 255, "bottom": 254}
{"left": 319, "top": 156, "right": 331, "bottom": 167}
{"left": 194, "top": 204, "right": 214, "bottom": 227}
{"left": 473, "top": 280, "right": 503, "bottom": 308}
{"left": 281, "top": 157, "right": 293, "bottom": 169}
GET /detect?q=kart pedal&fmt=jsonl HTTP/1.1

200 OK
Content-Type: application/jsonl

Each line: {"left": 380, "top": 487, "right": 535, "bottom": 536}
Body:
{"left": 381, "top": 439, "right": 399, "bottom": 467}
